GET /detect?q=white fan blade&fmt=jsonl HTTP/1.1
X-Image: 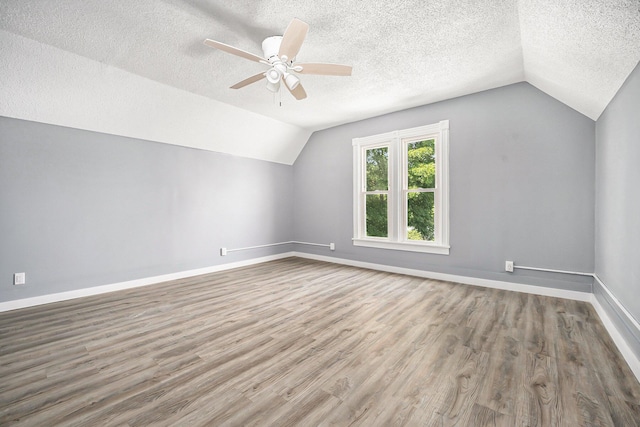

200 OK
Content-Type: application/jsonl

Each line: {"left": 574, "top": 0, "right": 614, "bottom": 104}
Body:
{"left": 203, "top": 39, "right": 265, "bottom": 63}
{"left": 296, "top": 63, "right": 352, "bottom": 76}
{"left": 287, "top": 82, "right": 307, "bottom": 100}
{"left": 231, "top": 72, "right": 266, "bottom": 89}
{"left": 279, "top": 18, "right": 309, "bottom": 60}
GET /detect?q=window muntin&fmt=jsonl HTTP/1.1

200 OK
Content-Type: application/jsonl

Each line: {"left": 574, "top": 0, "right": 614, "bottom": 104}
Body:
{"left": 353, "top": 121, "right": 449, "bottom": 255}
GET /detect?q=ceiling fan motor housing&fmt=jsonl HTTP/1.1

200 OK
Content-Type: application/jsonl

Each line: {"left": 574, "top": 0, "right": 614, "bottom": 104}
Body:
{"left": 262, "top": 36, "right": 284, "bottom": 61}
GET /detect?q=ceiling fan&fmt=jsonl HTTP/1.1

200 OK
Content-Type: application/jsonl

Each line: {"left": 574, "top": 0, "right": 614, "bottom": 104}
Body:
{"left": 203, "top": 18, "right": 352, "bottom": 100}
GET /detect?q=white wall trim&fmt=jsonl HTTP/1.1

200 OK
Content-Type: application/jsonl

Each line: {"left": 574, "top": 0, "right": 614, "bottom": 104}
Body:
{"left": 589, "top": 293, "right": 640, "bottom": 381}
{"left": 295, "top": 252, "right": 592, "bottom": 301}
{"left": 593, "top": 274, "right": 640, "bottom": 332}
{"left": 0, "top": 252, "right": 295, "bottom": 313}
{"left": 4, "top": 250, "right": 593, "bottom": 313}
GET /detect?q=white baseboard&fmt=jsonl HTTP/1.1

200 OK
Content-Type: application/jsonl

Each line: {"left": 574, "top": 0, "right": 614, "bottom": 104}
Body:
{"left": 0, "top": 252, "right": 295, "bottom": 313}
{"left": 294, "top": 252, "right": 592, "bottom": 302}
{"left": 593, "top": 275, "right": 640, "bottom": 332}
{"left": 589, "top": 293, "right": 640, "bottom": 381}
{"left": 1, "top": 251, "right": 592, "bottom": 313}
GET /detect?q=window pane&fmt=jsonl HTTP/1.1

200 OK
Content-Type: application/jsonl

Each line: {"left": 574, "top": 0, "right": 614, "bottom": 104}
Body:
{"left": 366, "top": 147, "right": 388, "bottom": 191}
{"left": 366, "top": 194, "right": 388, "bottom": 237}
{"left": 407, "top": 139, "right": 435, "bottom": 189}
{"left": 407, "top": 192, "right": 434, "bottom": 241}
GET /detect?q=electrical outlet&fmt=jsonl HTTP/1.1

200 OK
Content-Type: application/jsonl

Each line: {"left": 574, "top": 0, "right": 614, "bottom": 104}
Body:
{"left": 330, "top": 243, "right": 335, "bottom": 251}
{"left": 14, "top": 272, "right": 26, "bottom": 285}
{"left": 505, "top": 261, "right": 514, "bottom": 273}
{"left": 220, "top": 247, "right": 227, "bottom": 256}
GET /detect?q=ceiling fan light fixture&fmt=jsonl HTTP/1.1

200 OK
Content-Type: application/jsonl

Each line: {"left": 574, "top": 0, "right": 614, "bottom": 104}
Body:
{"left": 266, "top": 68, "right": 281, "bottom": 84}
{"left": 284, "top": 72, "right": 300, "bottom": 90}
{"left": 266, "top": 79, "right": 281, "bottom": 93}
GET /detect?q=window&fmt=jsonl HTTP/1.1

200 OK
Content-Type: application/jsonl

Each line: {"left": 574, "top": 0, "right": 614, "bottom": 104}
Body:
{"left": 352, "top": 121, "right": 449, "bottom": 254}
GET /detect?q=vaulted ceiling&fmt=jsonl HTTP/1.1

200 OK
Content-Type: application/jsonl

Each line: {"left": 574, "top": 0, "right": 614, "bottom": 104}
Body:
{"left": 1, "top": 1, "right": 639, "bottom": 164}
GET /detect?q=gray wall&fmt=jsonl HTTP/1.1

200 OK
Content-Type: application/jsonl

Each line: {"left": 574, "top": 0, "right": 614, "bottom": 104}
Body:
{"left": 293, "top": 82, "right": 595, "bottom": 291}
{"left": 0, "top": 81, "right": 602, "bottom": 304}
{"left": 595, "top": 60, "right": 640, "bottom": 350}
{"left": 0, "top": 117, "right": 294, "bottom": 302}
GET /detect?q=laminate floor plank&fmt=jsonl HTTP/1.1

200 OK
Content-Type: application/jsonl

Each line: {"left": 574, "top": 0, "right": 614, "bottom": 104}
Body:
{"left": 1, "top": 257, "right": 639, "bottom": 426}
{"left": 474, "top": 332, "right": 522, "bottom": 416}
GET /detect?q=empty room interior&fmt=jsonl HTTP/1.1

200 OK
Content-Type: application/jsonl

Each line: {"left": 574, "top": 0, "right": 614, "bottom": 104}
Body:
{"left": 1, "top": 1, "right": 640, "bottom": 425}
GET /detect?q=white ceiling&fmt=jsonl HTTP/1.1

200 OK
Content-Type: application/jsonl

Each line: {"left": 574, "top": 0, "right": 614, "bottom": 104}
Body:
{"left": 1, "top": 0, "right": 639, "bottom": 163}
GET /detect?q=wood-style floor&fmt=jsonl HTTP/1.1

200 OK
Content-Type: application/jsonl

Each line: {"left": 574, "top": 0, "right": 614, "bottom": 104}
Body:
{"left": 1, "top": 258, "right": 639, "bottom": 426}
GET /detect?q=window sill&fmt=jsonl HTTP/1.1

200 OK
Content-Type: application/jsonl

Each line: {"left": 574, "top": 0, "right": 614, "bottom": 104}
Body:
{"left": 352, "top": 238, "right": 450, "bottom": 255}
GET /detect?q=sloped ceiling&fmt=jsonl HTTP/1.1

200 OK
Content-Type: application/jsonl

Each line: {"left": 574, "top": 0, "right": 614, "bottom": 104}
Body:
{"left": 1, "top": 0, "right": 639, "bottom": 164}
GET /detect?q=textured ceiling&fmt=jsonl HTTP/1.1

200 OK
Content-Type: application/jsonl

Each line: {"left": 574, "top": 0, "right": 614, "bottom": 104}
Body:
{"left": 1, "top": 0, "right": 639, "bottom": 162}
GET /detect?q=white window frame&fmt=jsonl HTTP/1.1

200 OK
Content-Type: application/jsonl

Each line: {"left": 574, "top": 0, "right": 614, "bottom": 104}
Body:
{"left": 352, "top": 120, "right": 450, "bottom": 255}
